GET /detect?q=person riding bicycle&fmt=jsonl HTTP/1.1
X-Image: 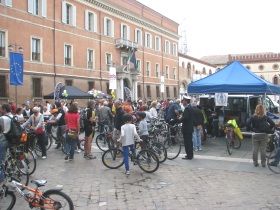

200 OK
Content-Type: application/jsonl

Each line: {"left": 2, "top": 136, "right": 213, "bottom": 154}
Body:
{"left": 117, "top": 113, "right": 142, "bottom": 175}
{"left": 45, "top": 109, "right": 59, "bottom": 134}
{"left": 54, "top": 102, "right": 66, "bottom": 149}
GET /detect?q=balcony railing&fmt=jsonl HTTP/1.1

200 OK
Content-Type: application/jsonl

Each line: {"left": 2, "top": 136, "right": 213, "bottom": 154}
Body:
{"left": 115, "top": 38, "right": 138, "bottom": 50}
{"left": 32, "top": 52, "right": 40, "bottom": 61}
{"left": 65, "top": 58, "right": 71, "bottom": 66}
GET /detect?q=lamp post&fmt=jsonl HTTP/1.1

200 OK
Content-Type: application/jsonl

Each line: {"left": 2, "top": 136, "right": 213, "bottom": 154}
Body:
{"left": 9, "top": 43, "right": 24, "bottom": 108}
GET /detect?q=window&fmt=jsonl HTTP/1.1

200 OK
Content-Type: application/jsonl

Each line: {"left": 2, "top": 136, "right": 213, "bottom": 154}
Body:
{"left": 0, "top": 75, "right": 7, "bottom": 97}
{"left": 85, "top": 10, "right": 97, "bottom": 32}
{"left": 28, "top": 0, "right": 47, "bottom": 17}
{"left": 32, "top": 38, "right": 40, "bottom": 61}
{"left": 273, "top": 64, "right": 279, "bottom": 70}
{"left": 166, "top": 87, "right": 170, "bottom": 98}
{"left": 65, "top": 80, "right": 72, "bottom": 86}
{"left": 0, "top": 31, "right": 5, "bottom": 57}
{"left": 88, "top": 81, "right": 94, "bottom": 90}
{"left": 1, "top": 0, "right": 12, "bottom": 7}
{"left": 147, "top": 85, "right": 151, "bottom": 98}
{"left": 87, "top": 49, "right": 94, "bottom": 69}
{"left": 246, "top": 65, "right": 251, "bottom": 70}
{"left": 187, "top": 62, "right": 191, "bottom": 77}
{"left": 136, "top": 60, "right": 141, "bottom": 72}
{"left": 146, "top": 61, "right": 150, "bottom": 76}
{"left": 64, "top": 45, "right": 72, "bottom": 66}
{"left": 273, "top": 76, "right": 278, "bottom": 85}
{"left": 62, "top": 2, "right": 76, "bottom": 26}
{"left": 155, "top": 64, "right": 160, "bottom": 78}
{"left": 173, "top": 67, "right": 176, "bottom": 79}
{"left": 121, "top": 53, "right": 128, "bottom": 65}
{"left": 137, "top": 85, "right": 142, "bottom": 97}
{"left": 155, "top": 36, "right": 161, "bottom": 51}
{"left": 105, "top": 53, "right": 112, "bottom": 70}
{"left": 104, "top": 17, "right": 114, "bottom": 37}
{"left": 156, "top": 86, "right": 160, "bottom": 98}
{"left": 32, "top": 78, "right": 42, "bottom": 97}
{"left": 106, "top": 83, "right": 110, "bottom": 94}
{"left": 202, "top": 67, "right": 206, "bottom": 74}
{"left": 173, "top": 87, "right": 177, "bottom": 98}
{"left": 165, "top": 66, "right": 169, "bottom": 79}
{"left": 172, "top": 43, "right": 177, "bottom": 56}
{"left": 209, "top": 69, "right": 212, "bottom": 75}
{"left": 258, "top": 64, "right": 264, "bottom": 70}
{"left": 135, "top": 29, "right": 142, "bottom": 45}
{"left": 121, "top": 23, "right": 130, "bottom": 40}
{"left": 165, "top": 40, "right": 170, "bottom": 54}
{"left": 145, "top": 33, "right": 152, "bottom": 48}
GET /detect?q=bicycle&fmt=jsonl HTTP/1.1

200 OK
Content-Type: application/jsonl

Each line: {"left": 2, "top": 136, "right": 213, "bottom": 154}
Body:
{"left": 45, "top": 125, "right": 67, "bottom": 154}
{"left": 1, "top": 176, "right": 74, "bottom": 210}
{"left": 143, "top": 137, "right": 167, "bottom": 163}
{"left": 224, "top": 123, "right": 241, "bottom": 155}
{"left": 266, "top": 127, "right": 279, "bottom": 158}
{"left": 102, "top": 146, "right": 160, "bottom": 173}
{"left": 95, "top": 123, "right": 115, "bottom": 151}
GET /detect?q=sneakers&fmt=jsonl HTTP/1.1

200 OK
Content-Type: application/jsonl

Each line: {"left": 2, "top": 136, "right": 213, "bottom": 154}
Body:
{"left": 75, "top": 149, "right": 81, "bottom": 153}
{"left": 42, "top": 156, "right": 47, "bottom": 159}
{"left": 269, "top": 161, "right": 278, "bottom": 166}
{"left": 125, "top": 171, "right": 130, "bottom": 175}
{"left": 87, "top": 154, "right": 96, "bottom": 160}
{"left": 194, "top": 149, "right": 198, "bottom": 152}
{"left": 198, "top": 148, "right": 202, "bottom": 151}
{"left": 64, "top": 155, "right": 69, "bottom": 160}
{"left": 69, "top": 158, "right": 74, "bottom": 161}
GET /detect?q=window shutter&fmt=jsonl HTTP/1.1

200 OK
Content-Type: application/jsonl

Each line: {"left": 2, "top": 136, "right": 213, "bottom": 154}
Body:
{"left": 5, "top": 0, "right": 12, "bottom": 7}
{"left": 104, "top": 17, "right": 107, "bottom": 35}
{"left": 28, "top": 0, "right": 33, "bottom": 13}
{"left": 120, "top": 23, "right": 124, "bottom": 39}
{"left": 154, "top": 37, "right": 157, "bottom": 50}
{"left": 159, "top": 38, "right": 161, "bottom": 51}
{"left": 134, "top": 29, "right": 137, "bottom": 42}
{"left": 42, "top": 0, "right": 47, "bottom": 17}
{"left": 140, "top": 31, "right": 142, "bottom": 45}
{"left": 127, "top": 25, "right": 130, "bottom": 40}
{"left": 72, "top": 5, "right": 76, "bottom": 26}
{"left": 62, "top": 1, "right": 66, "bottom": 23}
{"left": 111, "top": 19, "right": 114, "bottom": 37}
{"left": 94, "top": 13, "right": 97, "bottom": 33}
{"left": 85, "top": 10, "right": 89, "bottom": 30}
{"left": 145, "top": 33, "right": 147, "bottom": 47}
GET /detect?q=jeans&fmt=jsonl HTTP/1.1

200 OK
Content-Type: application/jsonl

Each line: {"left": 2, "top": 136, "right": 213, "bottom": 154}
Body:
{"left": 192, "top": 126, "right": 201, "bottom": 149}
{"left": 123, "top": 144, "right": 136, "bottom": 171}
{"left": 65, "top": 131, "right": 77, "bottom": 159}
{"left": 100, "top": 120, "right": 110, "bottom": 133}
{"left": 36, "top": 133, "right": 46, "bottom": 156}
{"left": 252, "top": 134, "right": 267, "bottom": 164}
{"left": 56, "top": 125, "right": 66, "bottom": 147}
{"left": 212, "top": 120, "right": 219, "bottom": 137}
{"left": 0, "top": 140, "right": 9, "bottom": 182}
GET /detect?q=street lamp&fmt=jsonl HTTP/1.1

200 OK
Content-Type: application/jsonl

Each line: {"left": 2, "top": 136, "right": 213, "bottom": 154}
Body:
{"left": 9, "top": 43, "right": 24, "bottom": 108}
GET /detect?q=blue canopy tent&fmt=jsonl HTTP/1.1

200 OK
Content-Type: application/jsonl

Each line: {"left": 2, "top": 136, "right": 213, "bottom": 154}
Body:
{"left": 188, "top": 60, "right": 280, "bottom": 95}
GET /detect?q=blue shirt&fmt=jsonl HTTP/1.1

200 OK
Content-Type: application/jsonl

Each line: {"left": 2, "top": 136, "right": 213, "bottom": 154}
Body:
{"left": 166, "top": 104, "right": 178, "bottom": 121}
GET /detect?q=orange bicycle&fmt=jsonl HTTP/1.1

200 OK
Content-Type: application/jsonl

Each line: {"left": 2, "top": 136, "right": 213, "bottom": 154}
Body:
{"left": 1, "top": 177, "right": 74, "bottom": 210}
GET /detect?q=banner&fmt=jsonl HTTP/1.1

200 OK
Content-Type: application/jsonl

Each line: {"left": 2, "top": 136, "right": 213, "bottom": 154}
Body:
{"left": 215, "top": 93, "right": 228, "bottom": 106}
{"left": 10, "top": 52, "right": 24, "bottom": 85}
{"left": 109, "top": 67, "right": 117, "bottom": 90}
{"left": 54, "top": 82, "right": 62, "bottom": 102}
{"left": 160, "top": 76, "right": 164, "bottom": 93}
{"left": 124, "top": 87, "right": 131, "bottom": 100}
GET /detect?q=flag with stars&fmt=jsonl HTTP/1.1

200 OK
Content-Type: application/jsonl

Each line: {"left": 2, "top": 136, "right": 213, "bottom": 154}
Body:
{"left": 10, "top": 52, "right": 24, "bottom": 85}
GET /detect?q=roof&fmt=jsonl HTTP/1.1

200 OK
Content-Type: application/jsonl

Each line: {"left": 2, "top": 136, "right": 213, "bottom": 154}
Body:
{"left": 200, "top": 55, "right": 229, "bottom": 65}
{"left": 43, "top": 86, "right": 93, "bottom": 99}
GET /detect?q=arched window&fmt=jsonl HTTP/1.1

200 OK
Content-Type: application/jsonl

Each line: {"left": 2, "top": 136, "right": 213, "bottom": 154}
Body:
{"left": 209, "top": 69, "right": 212, "bottom": 75}
{"left": 273, "top": 76, "right": 278, "bottom": 85}
{"left": 195, "top": 70, "right": 198, "bottom": 74}
{"left": 202, "top": 67, "right": 206, "bottom": 74}
{"left": 187, "top": 62, "right": 191, "bottom": 77}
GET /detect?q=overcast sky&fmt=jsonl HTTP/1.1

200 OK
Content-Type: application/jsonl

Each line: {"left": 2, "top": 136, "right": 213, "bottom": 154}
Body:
{"left": 137, "top": 0, "right": 280, "bottom": 58}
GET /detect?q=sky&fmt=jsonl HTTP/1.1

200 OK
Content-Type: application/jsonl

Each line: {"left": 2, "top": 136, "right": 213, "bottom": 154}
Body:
{"left": 137, "top": 0, "right": 280, "bottom": 58}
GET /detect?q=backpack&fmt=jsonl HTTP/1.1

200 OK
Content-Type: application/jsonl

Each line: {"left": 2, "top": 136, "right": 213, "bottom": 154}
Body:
{"left": 4, "top": 115, "right": 23, "bottom": 145}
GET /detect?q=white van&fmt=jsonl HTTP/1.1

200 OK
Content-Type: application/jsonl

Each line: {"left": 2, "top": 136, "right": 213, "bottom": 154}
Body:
{"left": 199, "top": 95, "right": 279, "bottom": 129}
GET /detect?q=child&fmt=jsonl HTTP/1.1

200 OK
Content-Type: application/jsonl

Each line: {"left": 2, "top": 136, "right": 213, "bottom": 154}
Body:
{"left": 118, "top": 113, "right": 141, "bottom": 175}
{"left": 136, "top": 112, "right": 149, "bottom": 151}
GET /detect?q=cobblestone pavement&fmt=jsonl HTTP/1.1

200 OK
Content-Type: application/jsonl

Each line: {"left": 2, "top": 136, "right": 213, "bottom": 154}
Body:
{"left": 9, "top": 136, "right": 280, "bottom": 210}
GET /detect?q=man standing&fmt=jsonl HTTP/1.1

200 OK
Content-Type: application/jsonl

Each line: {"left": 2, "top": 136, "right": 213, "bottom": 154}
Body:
{"left": 54, "top": 102, "right": 66, "bottom": 149}
{"left": 180, "top": 96, "right": 194, "bottom": 160}
{"left": 84, "top": 100, "right": 96, "bottom": 159}
{"left": 166, "top": 100, "right": 180, "bottom": 141}
{"left": 113, "top": 100, "right": 125, "bottom": 142}
{"left": 98, "top": 101, "right": 114, "bottom": 133}
{"left": 192, "top": 102, "right": 204, "bottom": 151}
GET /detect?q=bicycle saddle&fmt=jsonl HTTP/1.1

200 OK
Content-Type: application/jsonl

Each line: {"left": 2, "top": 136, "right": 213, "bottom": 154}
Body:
{"left": 31, "top": 180, "right": 47, "bottom": 187}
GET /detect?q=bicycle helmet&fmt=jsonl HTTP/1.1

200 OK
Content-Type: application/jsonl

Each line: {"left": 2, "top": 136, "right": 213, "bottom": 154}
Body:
{"left": 136, "top": 112, "right": 146, "bottom": 119}
{"left": 123, "top": 113, "right": 132, "bottom": 122}
{"left": 51, "top": 109, "right": 58, "bottom": 114}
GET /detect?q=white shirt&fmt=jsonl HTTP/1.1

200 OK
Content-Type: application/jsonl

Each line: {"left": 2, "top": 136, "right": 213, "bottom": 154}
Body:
{"left": 149, "top": 107, "right": 158, "bottom": 118}
{"left": 119, "top": 124, "right": 141, "bottom": 146}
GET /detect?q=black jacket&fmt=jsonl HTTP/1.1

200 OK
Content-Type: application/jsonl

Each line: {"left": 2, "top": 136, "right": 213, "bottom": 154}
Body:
{"left": 246, "top": 115, "right": 275, "bottom": 133}
{"left": 193, "top": 107, "right": 204, "bottom": 127}
{"left": 180, "top": 104, "right": 194, "bottom": 133}
{"left": 114, "top": 107, "right": 124, "bottom": 130}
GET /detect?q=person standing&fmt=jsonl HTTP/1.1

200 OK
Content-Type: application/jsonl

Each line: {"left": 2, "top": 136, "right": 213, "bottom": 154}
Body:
{"left": 180, "top": 96, "right": 194, "bottom": 160}
{"left": 246, "top": 104, "right": 275, "bottom": 167}
{"left": 54, "top": 102, "right": 66, "bottom": 149}
{"left": 64, "top": 103, "right": 80, "bottom": 161}
{"left": 83, "top": 100, "right": 96, "bottom": 160}
{"left": 192, "top": 102, "right": 204, "bottom": 151}
{"left": 149, "top": 101, "right": 158, "bottom": 118}
{"left": 22, "top": 107, "right": 47, "bottom": 159}
{"left": 211, "top": 105, "right": 220, "bottom": 139}
{"left": 98, "top": 101, "right": 114, "bottom": 133}
{"left": 113, "top": 100, "right": 125, "bottom": 143}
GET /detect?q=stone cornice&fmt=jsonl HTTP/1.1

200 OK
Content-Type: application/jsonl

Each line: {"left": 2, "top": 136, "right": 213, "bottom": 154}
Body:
{"left": 84, "top": 0, "right": 180, "bottom": 40}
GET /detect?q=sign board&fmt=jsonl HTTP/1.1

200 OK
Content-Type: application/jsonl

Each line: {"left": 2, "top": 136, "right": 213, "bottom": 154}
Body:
{"left": 109, "top": 67, "right": 116, "bottom": 90}
{"left": 160, "top": 76, "right": 164, "bottom": 93}
{"left": 215, "top": 93, "right": 228, "bottom": 106}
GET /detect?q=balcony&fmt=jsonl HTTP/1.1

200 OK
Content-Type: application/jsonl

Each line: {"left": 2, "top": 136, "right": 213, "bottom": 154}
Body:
{"left": 115, "top": 38, "right": 138, "bottom": 50}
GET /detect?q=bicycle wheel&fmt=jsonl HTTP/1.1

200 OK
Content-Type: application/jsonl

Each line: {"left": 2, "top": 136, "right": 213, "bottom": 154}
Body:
{"left": 163, "top": 137, "right": 181, "bottom": 160}
{"left": 137, "top": 150, "right": 159, "bottom": 173}
{"left": 34, "top": 137, "right": 42, "bottom": 157}
{"left": 96, "top": 134, "right": 109, "bottom": 151}
{"left": 0, "top": 190, "right": 16, "bottom": 210}
{"left": 267, "top": 150, "right": 280, "bottom": 174}
{"left": 102, "top": 149, "right": 124, "bottom": 169}
{"left": 266, "top": 136, "right": 278, "bottom": 158}
{"left": 5, "top": 161, "right": 29, "bottom": 189}
{"left": 61, "top": 136, "right": 67, "bottom": 154}
{"left": 150, "top": 142, "right": 167, "bottom": 163}
{"left": 41, "top": 190, "right": 74, "bottom": 210}
{"left": 16, "top": 148, "right": 36, "bottom": 175}
{"left": 232, "top": 132, "right": 241, "bottom": 149}
{"left": 79, "top": 139, "right": 85, "bottom": 151}
{"left": 226, "top": 136, "right": 233, "bottom": 155}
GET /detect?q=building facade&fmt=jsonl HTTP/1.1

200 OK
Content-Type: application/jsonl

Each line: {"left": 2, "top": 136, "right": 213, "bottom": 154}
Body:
{"left": 178, "top": 53, "right": 217, "bottom": 96}
{"left": 0, "top": 0, "right": 180, "bottom": 105}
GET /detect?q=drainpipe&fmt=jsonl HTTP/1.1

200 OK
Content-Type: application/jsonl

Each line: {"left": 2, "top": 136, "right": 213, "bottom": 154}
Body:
{"left": 142, "top": 26, "right": 145, "bottom": 100}
{"left": 53, "top": 0, "right": 56, "bottom": 85}
{"left": 99, "top": 10, "right": 102, "bottom": 91}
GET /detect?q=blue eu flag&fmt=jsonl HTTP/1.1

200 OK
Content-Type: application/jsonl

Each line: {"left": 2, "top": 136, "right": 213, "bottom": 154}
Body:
{"left": 10, "top": 52, "right": 24, "bottom": 85}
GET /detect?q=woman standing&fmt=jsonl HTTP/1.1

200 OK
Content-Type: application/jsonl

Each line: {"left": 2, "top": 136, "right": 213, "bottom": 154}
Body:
{"left": 246, "top": 104, "right": 275, "bottom": 167}
{"left": 149, "top": 101, "right": 158, "bottom": 118}
{"left": 22, "top": 107, "right": 46, "bottom": 159}
{"left": 64, "top": 103, "right": 80, "bottom": 161}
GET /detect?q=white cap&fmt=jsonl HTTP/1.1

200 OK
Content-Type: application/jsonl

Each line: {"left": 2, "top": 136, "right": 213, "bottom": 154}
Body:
{"left": 182, "top": 95, "right": 191, "bottom": 100}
